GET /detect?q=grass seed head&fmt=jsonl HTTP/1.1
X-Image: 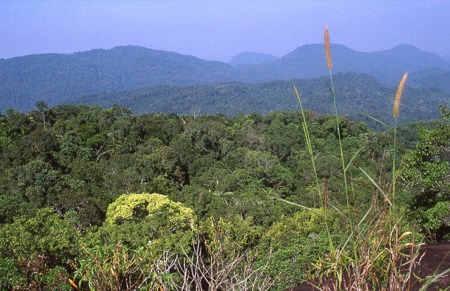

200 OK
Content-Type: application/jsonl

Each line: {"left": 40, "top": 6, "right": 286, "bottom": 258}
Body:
{"left": 324, "top": 25, "right": 332, "bottom": 70}
{"left": 393, "top": 72, "right": 408, "bottom": 118}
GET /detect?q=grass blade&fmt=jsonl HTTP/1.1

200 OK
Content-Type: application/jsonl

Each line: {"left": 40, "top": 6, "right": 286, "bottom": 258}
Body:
{"left": 359, "top": 167, "right": 392, "bottom": 206}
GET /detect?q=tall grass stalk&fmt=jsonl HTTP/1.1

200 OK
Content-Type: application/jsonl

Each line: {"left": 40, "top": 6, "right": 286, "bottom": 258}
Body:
{"left": 293, "top": 84, "right": 334, "bottom": 250}
{"left": 324, "top": 25, "right": 361, "bottom": 287}
{"left": 324, "top": 25, "right": 351, "bottom": 215}
{"left": 293, "top": 85, "right": 322, "bottom": 206}
{"left": 392, "top": 72, "right": 408, "bottom": 214}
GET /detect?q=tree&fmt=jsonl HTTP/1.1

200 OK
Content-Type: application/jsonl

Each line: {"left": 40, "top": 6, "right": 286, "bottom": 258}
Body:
{"left": 257, "top": 209, "right": 344, "bottom": 290}
{"left": 262, "top": 112, "right": 304, "bottom": 160}
{"left": 0, "top": 208, "right": 79, "bottom": 290}
{"left": 85, "top": 193, "right": 197, "bottom": 252}
{"left": 400, "top": 105, "right": 450, "bottom": 240}
{"left": 105, "top": 193, "right": 195, "bottom": 227}
{"left": 10, "top": 159, "right": 65, "bottom": 207}
{"left": 74, "top": 193, "right": 198, "bottom": 290}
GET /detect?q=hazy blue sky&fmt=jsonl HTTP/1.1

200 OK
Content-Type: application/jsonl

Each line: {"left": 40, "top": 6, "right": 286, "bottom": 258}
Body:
{"left": 1, "top": 1, "right": 450, "bottom": 62}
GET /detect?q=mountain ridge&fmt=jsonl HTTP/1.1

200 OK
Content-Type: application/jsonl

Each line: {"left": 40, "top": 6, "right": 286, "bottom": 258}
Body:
{"left": 237, "top": 43, "right": 450, "bottom": 84}
{"left": 0, "top": 44, "right": 449, "bottom": 113}
{"left": 0, "top": 45, "right": 238, "bottom": 111}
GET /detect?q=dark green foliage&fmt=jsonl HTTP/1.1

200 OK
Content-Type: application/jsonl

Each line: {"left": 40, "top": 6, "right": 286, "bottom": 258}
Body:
{"left": 400, "top": 106, "right": 450, "bottom": 240}
{"left": 71, "top": 73, "right": 449, "bottom": 127}
{"left": 0, "top": 208, "right": 79, "bottom": 290}
{"left": 257, "top": 209, "right": 346, "bottom": 290}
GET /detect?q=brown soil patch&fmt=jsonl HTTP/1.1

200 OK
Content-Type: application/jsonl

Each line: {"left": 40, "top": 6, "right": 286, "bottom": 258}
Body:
{"left": 287, "top": 241, "right": 450, "bottom": 291}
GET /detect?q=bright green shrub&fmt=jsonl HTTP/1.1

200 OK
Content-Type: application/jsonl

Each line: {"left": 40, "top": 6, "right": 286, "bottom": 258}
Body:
{"left": 105, "top": 192, "right": 196, "bottom": 229}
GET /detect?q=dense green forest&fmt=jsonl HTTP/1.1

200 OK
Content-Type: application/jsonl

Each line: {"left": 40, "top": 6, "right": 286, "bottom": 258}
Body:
{"left": 0, "top": 102, "right": 448, "bottom": 290}
{"left": 70, "top": 72, "right": 449, "bottom": 127}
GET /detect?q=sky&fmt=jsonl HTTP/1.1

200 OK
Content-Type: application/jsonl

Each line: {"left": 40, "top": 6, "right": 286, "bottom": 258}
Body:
{"left": 1, "top": 1, "right": 450, "bottom": 62}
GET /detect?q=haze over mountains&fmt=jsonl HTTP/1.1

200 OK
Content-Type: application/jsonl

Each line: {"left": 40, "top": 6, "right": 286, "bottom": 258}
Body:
{"left": 0, "top": 43, "right": 449, "bottom": 123}
{"left": 228, "top": 52, "right": 279, "bottom": 66}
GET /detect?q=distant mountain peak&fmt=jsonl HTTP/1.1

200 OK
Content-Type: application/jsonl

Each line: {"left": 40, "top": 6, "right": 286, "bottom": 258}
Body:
{"left": 391, "top": 44, "right": 420, "bottom": 50}
{"left": 378, "top": 44, "right": 440, "bottom": 57}
{"left": 376, "top": 44, "right": 449, "bottom": 71}
{"left": 282, "top": 43, "right": 354, "bottom": 59}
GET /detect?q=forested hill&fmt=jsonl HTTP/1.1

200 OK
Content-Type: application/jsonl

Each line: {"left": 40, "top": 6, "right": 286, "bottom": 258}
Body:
{"left": 1, "top": 44, "right": 449, "bottom": 112}
{"left": 71, "top": 73, "right": 449, "bottom": 126}
{"left": 0, "top": 46, "right": 238, "bottom": 111}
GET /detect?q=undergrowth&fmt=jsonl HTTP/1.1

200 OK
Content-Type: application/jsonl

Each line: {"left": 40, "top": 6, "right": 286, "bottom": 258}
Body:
{"left": 280, "top": 26, "right": 429, "bottom": 290}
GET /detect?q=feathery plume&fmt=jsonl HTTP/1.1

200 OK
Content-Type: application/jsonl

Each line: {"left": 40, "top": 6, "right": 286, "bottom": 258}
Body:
{"left": 393, "top": 72, "right": 408, "bottom": 118}
{"left": 68, "top": 279, "right": 79, "bottom": 290}
{"left": 324, "top": 25, "right": 332, "bottom": 70}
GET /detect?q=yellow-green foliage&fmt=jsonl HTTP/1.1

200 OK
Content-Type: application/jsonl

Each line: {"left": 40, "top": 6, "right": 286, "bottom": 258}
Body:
{"left": 106, "top": 192, "right": 196, "bottom": 230}
{"left": 255, "top": 209, "right": 344, "bottom": 289}
{"left": 261, "top": 209, "right": 342, "bottom": 250}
